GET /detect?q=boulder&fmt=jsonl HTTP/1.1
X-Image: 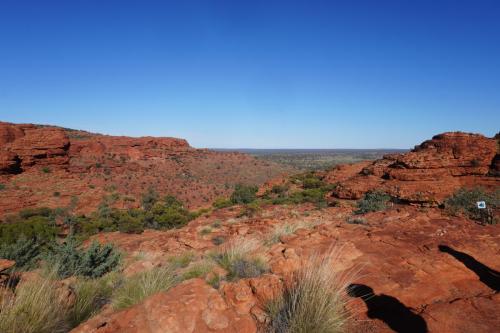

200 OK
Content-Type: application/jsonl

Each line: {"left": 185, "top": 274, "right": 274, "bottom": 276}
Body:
{"left": 71, "top": 279, "right": 257, "bottom": 333}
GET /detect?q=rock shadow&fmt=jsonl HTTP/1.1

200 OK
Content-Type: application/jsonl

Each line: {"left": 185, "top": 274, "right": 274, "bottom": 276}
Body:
{"left": 439, "top": 245, "right": 500, "bottom": 292}
{"left": 347, "top": 283, "right": 428, "bottom": 333}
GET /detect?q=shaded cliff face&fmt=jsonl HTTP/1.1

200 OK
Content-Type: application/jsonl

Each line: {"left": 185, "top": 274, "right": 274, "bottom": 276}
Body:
{"left": 0, "top": 122, "right": 292, "bottom": 217}
{"left": 330, "top": 132, "right": 499, "bottom": 204}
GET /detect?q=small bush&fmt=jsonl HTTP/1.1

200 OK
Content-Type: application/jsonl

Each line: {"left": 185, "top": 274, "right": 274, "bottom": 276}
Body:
{"left": 0, "top": 212, "right": 58, "bottom": 245}
{"left": 266, "top": 249, "right": 351, "bottom": 333}
{"left": 141, "top": 188, "right": 159, "bottom": 211}
{"left": 230, "top": 184, "right": 258, "bottom": 204}
{"left": 167, "top": 251, "right": 195, "bottom": 269}
{"left": 0, "top": 275, "right": 68, "bottom": 333}
{"left": 271, "top": 184, "right": 288, "bottom": 194}
{"left": 444, "top": 187, "right": 499, "bottom": 224}
{"left": 346, "top": 217, "right": 367, "bottom": 225}
{"left": 213, "top": 197, "right": 233, "bottom": 209}
{"left": 200, "top": 227, "right": 212, "bottom": 235}
{"left": 181, "top": 261, "right": 213, "bottom": 280}
{"left": 47, "top": 239, "right": 121, "bottom": 279}
{"left": 111, "top": 266, "right": 178, "bottom": 310}
{"left": 211, "top": 235, "right": 226, "bottom": 245}
{"left": 229, "top": 258, "right": 268, "bottom": 279}
{"left": 238, "top": 201, "right": 262, "bottom": 217}
{"left": 41, "top": 167, "right": 51, "bottom": 174}
{"left": 354, "top": 190, "right": 390, "bottom": 215}
{"left": 53, "top": 191, "right": 61, "bottom": 197}
{"left": 265, "top": 222, "right": 309, "bottom": 245}
{"left": 0, "top": 183, "right": 5, "bottom": 190}
{"left": 212, "top": 238, "right": 267, "bottom": 280}
{"left": 0, "top": 237, "right": 42, "bottom": 270}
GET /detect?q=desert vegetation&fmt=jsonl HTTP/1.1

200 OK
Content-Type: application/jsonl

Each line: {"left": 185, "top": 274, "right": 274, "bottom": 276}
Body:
{"left": 224, "top": 148, "right": 406, "bottom": 170}
{"left": 266, "top": 249, "right": 351, "bottom": 333}
{"left": 444, "top": 187, "right": 499, "bottom": 224}
{"left": 211, "top": 238, "right": 268, "bottom": 280}
{"left": 354, "top": 190, "right": 391, "bottom": 215}
{"left": 212, "top": 173, "right": 337, "bottom": 214}
{"left": 111, "top": 265, "right": 178, "bottom": 310}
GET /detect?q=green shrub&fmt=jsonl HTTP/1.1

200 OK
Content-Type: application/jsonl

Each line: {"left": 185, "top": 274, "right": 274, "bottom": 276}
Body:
{"left": 211, "top": 235, "right": 226, "bottom": 245}
{"left": 230, "top": 184, "right": 258, "bottom": 204}
{"left": 0, "top": 183, "right": 5, "bottom": 190}
{"left": 271, "top": 184, "right": 288, "bottom": 194}
{"left": 238, "top": 201, "right": 262, "bottom": 217}
{"left": 111, "top": 266, "right": 178, "bottom": 310}
{"left": 41, "top": 167, "right": 51, "bottom": 174}
{"left": 266, "top": 250, "right": 350, "bottom": 333}
{"left": 0, "top": 213, "right": 58, "bottom": 245}
{"left": 141, "top": 188, "right": 159, "bottom": 211}
{"left": 291, "top": 173, "right": 325, "bottom": 189}
{"left": 146, "top": 202, "right": 191, "bottom": 229}
{"left": 444, "top": 187, "right": 499, "bottom": 224}
{"left": 74, "top": 196, "right": 194, "bottom": 239}
{"left": 200, "top": 227, "right": 212, "bottom": 235}
{"left": 18, "top": 207, "right": 54, "bottom": 219}
{"left": 354, "top": 190, "right": 390, "bottom": 215}
{"left": 47, "top": 238, "right": 121, "bottom": 279}
{"left": 0, "top": 237, "right": 42, "bottom": 270}
{"left": 213, "top": 197, "right": 233, "bottom": 209}
{"left": 286, "top": 188, "right": 328, "bottom": 208}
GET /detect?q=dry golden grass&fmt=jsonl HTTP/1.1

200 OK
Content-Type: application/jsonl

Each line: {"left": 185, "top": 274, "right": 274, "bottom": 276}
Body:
{"left": 211, "top": 237, "right": 268, "bottom": 280}
{"left": 0, "top": 275, "right": 68, "bottom": 333}
{"left": 265, "top": 220, "right": 317, "bottom": 245}
{"left": 111, "top": 265, "right": 178, "bottom": 310}
{"left": 266, "top": 247, "right": 354, "bottom": 333}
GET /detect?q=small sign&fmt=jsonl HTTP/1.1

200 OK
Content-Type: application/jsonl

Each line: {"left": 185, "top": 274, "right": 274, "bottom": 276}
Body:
{"left": 477, "top": 201, "right": 486, "bottom": 209}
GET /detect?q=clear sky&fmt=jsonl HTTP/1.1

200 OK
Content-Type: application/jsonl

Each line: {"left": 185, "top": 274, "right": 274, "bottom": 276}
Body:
{"left": 1, "top": 0, "right": 499, "bottom": 149}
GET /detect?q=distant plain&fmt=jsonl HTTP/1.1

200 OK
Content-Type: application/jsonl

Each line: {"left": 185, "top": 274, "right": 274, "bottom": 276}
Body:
{"left": 213, "top": 148, "right": 408, "bottom": 170}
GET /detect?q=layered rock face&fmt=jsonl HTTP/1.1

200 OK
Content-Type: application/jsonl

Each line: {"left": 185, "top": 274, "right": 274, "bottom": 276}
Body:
{"left": 0, "top": 122, "right": 70, "bottom": 174}
{"left": 331, "top": 132, "right": 499, "bottom": 204}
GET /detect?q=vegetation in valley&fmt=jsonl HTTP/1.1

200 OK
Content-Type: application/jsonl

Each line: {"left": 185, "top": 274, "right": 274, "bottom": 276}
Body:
{"left": 212, "top": 174, "right": 338, "bottom": 214}
{"left": 218, "top": 148, "right": 407, "bottom": 171}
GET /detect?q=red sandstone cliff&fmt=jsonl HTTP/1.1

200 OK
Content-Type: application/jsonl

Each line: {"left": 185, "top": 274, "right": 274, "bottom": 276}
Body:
{"left": 0, "top": 122, "right": 291, "bottom": 217}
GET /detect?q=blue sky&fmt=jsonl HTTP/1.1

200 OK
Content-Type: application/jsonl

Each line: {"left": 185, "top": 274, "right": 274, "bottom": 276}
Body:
{"left": 1, "top": 0, "right": 499, "bottom": 148}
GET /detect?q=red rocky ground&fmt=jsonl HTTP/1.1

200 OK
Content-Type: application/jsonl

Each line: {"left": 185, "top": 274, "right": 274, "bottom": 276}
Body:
{"left": 70, "top": 131, "right": 499, "bottom": 333}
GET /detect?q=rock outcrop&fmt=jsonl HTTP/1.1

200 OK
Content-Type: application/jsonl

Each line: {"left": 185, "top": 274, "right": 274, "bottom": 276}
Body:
{"left": 71, "top": 279, "right": 258, "bottom": 333}
{"left": 330, "top": 132, "right": 499, "bottom": 204}
{"left": 0, "top": 122, "right": 70, "bottom": 174}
